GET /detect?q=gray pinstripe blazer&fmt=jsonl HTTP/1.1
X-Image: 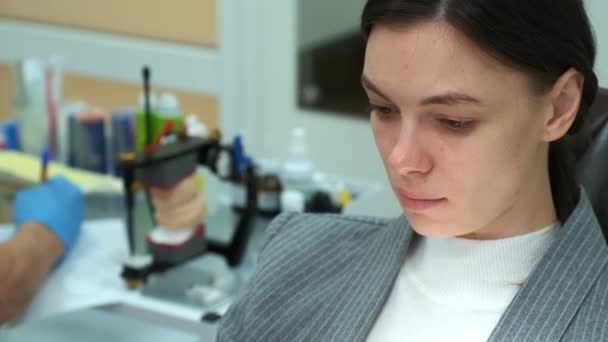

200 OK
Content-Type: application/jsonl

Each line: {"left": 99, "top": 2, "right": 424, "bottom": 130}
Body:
{"left": 218, "top": 192, "right": 608, "bottom": 341}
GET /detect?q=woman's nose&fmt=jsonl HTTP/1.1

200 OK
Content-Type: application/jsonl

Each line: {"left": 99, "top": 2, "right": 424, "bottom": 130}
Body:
{"left": 387, "top": 126, "right": 433, "bottom": 176}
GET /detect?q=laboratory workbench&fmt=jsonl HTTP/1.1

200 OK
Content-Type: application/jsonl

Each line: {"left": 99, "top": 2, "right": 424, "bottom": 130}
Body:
{"left": 0, "top": 170, "right": 398, "bottom": 341}
{"left": 0, "top": 204, "right": 273, "bottom": 341}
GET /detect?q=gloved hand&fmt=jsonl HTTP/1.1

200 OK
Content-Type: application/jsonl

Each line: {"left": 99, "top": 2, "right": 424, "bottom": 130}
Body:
{"left": 13, "top": 176, "right": 84, "bottom": 257}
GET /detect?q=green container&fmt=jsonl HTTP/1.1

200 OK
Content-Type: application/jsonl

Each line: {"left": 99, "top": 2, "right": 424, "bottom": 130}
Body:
{"left": 135, "top": 111, "right": 184, "bottom": 151}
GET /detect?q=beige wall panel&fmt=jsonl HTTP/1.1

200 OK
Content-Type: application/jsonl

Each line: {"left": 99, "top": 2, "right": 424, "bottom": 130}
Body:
{"left": 0, "top": 63, "right": 218, "bottom": 129}
{"left": 0, "top": 64, "right": 14, "bottom": 120}
{"left": 62, "top": 74, "right": 219, "bottom": 129}
{"left": 0, "top": 0, "right": 217, "bottom": 47}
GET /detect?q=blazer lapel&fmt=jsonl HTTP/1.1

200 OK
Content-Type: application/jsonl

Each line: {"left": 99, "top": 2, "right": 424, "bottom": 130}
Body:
{"left": 489, "top": 192, "right": 608, "bottom": 341}
{"left": 319, "top": 215, "right": 413, "bottom": 342}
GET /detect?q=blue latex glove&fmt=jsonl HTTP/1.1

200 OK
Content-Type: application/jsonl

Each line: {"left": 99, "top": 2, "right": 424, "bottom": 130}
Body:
{"left": 13, "top": 176, "right": 84, "bottom": 258}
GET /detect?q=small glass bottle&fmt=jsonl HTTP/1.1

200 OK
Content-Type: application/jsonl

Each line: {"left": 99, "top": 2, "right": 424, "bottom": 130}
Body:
{"left": 257, "top": 159, "right": 283, "bottom": 217}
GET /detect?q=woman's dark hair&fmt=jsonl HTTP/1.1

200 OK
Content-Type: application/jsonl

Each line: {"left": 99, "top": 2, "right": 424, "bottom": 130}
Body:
{"left": 361, "top": 0, "right": 599, "bottom": 223}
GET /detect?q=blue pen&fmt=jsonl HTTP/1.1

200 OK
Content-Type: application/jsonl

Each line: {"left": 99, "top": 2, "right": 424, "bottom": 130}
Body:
{"left": 232, "top": 135, "right": 245, "bottom": 179}
{"left": 40, "top": 149, "right": 50, "bottom": 182}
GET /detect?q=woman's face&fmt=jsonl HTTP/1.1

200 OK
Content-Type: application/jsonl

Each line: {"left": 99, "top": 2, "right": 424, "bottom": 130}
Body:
{"left": 363, "top": 21, "right": 557, "bottom": 239}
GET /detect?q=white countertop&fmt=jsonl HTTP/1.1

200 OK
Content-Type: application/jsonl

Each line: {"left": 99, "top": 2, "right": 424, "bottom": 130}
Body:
{"left": 0, "top": 219, "right": 207, "bottom": 325}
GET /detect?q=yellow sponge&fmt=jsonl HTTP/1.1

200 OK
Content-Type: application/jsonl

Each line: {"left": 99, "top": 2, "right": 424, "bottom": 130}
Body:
{"left": 0, "top": 151, "right": 122, "bottom": 194}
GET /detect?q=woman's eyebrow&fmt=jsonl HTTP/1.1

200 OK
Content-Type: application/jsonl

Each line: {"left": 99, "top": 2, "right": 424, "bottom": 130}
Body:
{"left": 420, "top": 93, "right": 483, "bottom": 106}
{"left": 361, "top": 74, "right": 395, "bottom": 103}
{"left": 362, "top": 74, "right": 484, "bottom": 108}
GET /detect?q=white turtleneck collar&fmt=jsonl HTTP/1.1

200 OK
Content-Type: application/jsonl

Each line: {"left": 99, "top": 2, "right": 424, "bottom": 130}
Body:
{"left": 367, "top": 223, "right": 560, "bottom": 342}
{"left": 405, "top": 223, "right": 560, "bottom": 310}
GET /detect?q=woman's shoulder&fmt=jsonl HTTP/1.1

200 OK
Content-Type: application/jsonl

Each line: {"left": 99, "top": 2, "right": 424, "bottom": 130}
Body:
{"left": 271, "top": 211, "right": 395, "bottom": 229}
{"left": 246, "top": 212, "right": 403, "bottom": 290}
{"left": 563, "top": 266, "right": 608, "bottom": 339}
{"left": 265, "top": 211, "right": 398, "bottom": 251}
{"left": 263, "top": 212, "right": 394, "bottom": 243}
{"left": 217, "top": 213, "right": 406, "bottom": 341}
{"left": 252, "top": 212, "right": 396, "bottom": 263}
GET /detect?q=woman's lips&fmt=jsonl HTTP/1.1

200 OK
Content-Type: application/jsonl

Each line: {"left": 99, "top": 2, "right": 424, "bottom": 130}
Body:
{"left": 397, "top": 192, "right": 446, "bottom": 211}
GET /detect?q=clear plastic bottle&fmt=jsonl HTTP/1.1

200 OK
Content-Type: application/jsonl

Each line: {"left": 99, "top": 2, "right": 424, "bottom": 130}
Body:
{"left": 13, "top": 58, "right": 49, "bottom": 155}
{"left": 282, "top": 127, "right": 315, "bottom": 195}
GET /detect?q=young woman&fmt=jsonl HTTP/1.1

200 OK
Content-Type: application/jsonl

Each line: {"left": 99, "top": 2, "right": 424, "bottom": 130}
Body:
{"left": 214, "top": 0, "right": 605, "bottom": 340}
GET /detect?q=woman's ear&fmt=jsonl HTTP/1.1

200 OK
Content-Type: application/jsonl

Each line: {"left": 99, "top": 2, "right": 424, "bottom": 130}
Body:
{"left": 543, "top": 68, "right": 584, "bottom": 142}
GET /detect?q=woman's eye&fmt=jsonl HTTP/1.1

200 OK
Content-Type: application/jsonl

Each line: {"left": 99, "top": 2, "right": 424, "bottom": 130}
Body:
{"left": 439, "top": 118, "right": 474, "bottom": 130}
{"left": 368, "top": 105, "right": 397, "bottom": 119}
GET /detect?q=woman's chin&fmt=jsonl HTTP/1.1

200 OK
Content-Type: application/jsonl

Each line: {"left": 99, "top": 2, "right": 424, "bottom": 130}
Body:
{"left": 406, "top": 215, "right": 468, "bottom": 239}
{"left": 412, "top": 227, "right": 457, "bottom": 239}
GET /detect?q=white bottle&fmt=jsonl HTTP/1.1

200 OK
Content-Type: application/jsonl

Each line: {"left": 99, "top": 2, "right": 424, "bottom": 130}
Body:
{"left": 280, "top": 190, "right": 306, "bottom": 212}
{"left": 13, "top": 58, "right": 48, "bottom": 155}
{"left": 185, "top": 114, "right": 209, "bottom": 139}
{"left": 158, "top": 92, "right": 181, "bottom": 118}
{"left": 282, "top": 127, "right": 314, "bottom": 195}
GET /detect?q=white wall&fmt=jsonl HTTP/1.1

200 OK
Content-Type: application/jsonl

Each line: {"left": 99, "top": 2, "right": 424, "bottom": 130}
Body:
{"left": 298, "top": 0, "right": 366, "bottom": 49}
{"left": 588, "top": 0, "right": 608, "bottom": 87}
{"left": 0, "top": 19, "right": 220, "bottom": 95}
{"left": 249, "top": 0, "right": 388, "bottom": 185}
{"left": 239, "top": 0, "right": 608, "bottom": 219}
{"left": 248, "top": 0, "right": 608, "bottom": 186}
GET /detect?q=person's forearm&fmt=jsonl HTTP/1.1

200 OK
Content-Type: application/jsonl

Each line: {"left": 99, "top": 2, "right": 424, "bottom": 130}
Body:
{"left": 0, "top": 222, "right": 63, "bottom": 322}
